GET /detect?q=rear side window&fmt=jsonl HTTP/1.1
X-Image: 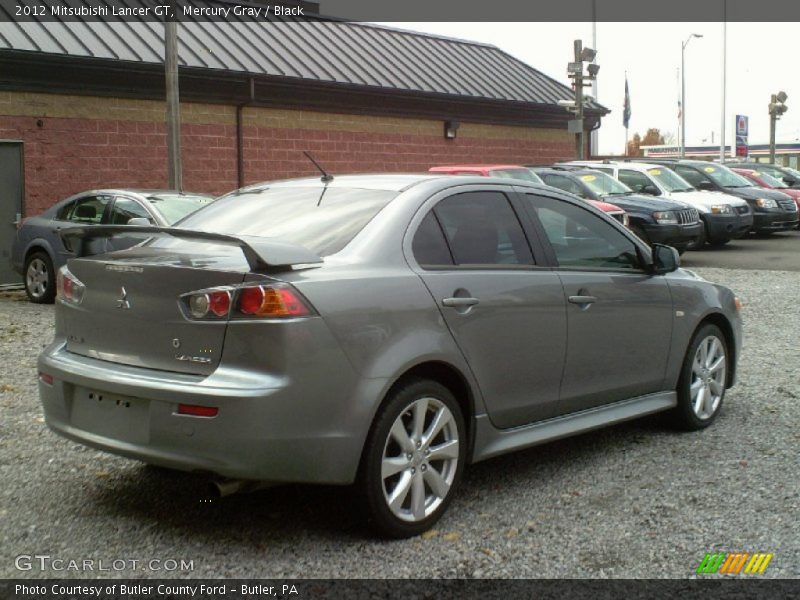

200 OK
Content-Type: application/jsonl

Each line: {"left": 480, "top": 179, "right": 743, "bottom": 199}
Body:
{"left": 412, "top": 212, "right": 453, "bottom": 266}
{"left": 174, "top": 187, "right": 397, "bottom": 256}
{"left": 432, "top": 191, "right": 534, "bottom": 266}
{"left": 62, "top": 195, "right": 112, "bottom": 224}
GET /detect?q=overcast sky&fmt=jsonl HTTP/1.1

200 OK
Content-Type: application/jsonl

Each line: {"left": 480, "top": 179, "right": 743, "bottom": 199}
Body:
{"left": 385, "top": 22, "right": 800, "bottom": 155}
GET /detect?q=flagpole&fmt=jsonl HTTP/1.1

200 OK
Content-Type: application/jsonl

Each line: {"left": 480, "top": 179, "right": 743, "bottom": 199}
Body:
{"left": 624, "top": 126, "right": 628, "bottom": 156}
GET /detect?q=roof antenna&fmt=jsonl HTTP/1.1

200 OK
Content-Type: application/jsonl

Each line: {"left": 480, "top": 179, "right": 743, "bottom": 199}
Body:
{"left": 303, "top": 151, "right": 333, "bottom": 184}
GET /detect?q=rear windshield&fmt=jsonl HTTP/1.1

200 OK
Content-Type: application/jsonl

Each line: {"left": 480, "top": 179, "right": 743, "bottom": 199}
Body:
{"left": 172, "top": 186, "right": 397, "bottom": 256}
{"left": 148, "top": 194, "right": 214, "bottom": 225}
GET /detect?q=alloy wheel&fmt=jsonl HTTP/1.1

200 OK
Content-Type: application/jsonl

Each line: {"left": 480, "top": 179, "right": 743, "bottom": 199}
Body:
{"left": 690, "top": 335, "right": 727, "bottom": 420}
{"left": 26, "top": 258, "right": 49, "bottom": 299}
{"left": 380, "top": 397, "right": 460, "bottom": 523}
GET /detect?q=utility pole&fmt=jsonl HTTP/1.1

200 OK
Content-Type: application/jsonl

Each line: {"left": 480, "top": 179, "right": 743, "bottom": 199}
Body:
{"left": 566, "top": 40, "right": 598, "bottom": 160}
{"left": 574, "top": 40, "right": 585, "bottom": 159}
{"left": 768, "top": 92, "right": 788, "bottom": 163}
{"left": 720, "top": 5, "right": 727, "bottom": 162}
{"left": 165, "top": 20, "right": 182, "bottom": 191}
{"left": 590, "top": 0, "right": 598, "bottom": 156}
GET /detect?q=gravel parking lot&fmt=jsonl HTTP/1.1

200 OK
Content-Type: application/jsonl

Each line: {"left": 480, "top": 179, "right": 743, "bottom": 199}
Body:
{"left": 1, "top": 266, "right": 798, "bottom": 579}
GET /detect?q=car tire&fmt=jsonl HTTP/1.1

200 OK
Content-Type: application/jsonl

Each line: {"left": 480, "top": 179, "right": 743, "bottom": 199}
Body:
{"left": 358, "top": 378, "right": 466, "bottom": 538}
{"left": 24, "top": 251, "right": 56, "bottom": 304}
{"left": 672, "top": 323, "right": 728, "bottom": 431}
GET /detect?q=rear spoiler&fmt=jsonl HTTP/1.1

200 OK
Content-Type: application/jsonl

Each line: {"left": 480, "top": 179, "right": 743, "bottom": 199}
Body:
{"left": 60, "top": 226, "right": 323, "bottom": 272}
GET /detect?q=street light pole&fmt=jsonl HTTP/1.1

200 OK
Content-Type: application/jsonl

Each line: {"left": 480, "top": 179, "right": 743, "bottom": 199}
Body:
{"left": 680, "top": 33, "right": 703, "bottom": 158}
{"left": 575, "top": 40, "right": 585, "bottom": 159}
{"left": 769, "top": 92, "right": 789, "bottom": 163}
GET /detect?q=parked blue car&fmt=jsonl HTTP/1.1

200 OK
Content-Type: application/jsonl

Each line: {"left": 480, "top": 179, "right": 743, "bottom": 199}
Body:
{"left": 12, "top": 189, "right": 214, "bottom": 303}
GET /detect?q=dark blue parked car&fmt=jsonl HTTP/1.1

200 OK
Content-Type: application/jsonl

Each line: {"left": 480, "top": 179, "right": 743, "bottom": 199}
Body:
{"left": 12, "top": 189, "right": 214, "bottom": 303}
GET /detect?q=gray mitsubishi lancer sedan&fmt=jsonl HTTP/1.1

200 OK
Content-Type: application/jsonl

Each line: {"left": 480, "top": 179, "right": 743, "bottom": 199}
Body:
{"left": 37, "top": 174, "right": 742, "bottom": 538}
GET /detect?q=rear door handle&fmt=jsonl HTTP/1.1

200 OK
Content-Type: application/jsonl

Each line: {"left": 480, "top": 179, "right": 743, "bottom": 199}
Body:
{"left": 442, "top": 297, "right": 480, "bottom": 308}
{"left": 568, "top": 295, "right": 597, "bottom": 305}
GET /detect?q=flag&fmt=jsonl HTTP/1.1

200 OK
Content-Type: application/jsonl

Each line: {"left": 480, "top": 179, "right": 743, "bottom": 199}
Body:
{"left": 623, "top": 77, "right": 631, "bottom": 129}
{"left": 677, "top": 99, "right": 682, "bottom": 121}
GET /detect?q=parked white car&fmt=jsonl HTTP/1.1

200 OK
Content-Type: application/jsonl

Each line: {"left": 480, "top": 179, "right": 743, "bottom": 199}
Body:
{"left": 561, "top": 161, "right": 754, "bottom": 246}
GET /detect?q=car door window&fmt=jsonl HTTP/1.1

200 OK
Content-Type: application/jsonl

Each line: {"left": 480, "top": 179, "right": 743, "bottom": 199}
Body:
{"left": 109, "top": 197, "right": 152, "bottom": 225}
{"left": 412, "top": 211, "right": 454, "bottom": 267}
{"left": 527, "top": 195, "right": 641, "bottom": 270}
{"left": 542, "top": 174, "right": 585, "bottom": 197}
{"left": 674, "top": 166, "right": 706, "bottom": 187}
{"left": 429, "top": 191, "right": 534, "bottom": 266}
{"left": 63, "top": 195, "right": 112, "bottom": 224}
{"left": 618, "top": 170, "right": 651, "bottom": 193}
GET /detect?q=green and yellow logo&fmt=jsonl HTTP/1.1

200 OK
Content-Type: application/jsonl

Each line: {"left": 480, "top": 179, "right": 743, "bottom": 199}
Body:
{"left": 696, "top": 552, "right": 774, "bottom": 575}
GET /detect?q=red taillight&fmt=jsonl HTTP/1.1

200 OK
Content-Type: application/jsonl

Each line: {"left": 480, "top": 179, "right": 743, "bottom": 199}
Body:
{"left": 208, "top": 291, "right": 231, "bottom": 317}
{"left": 182, "top": 284, "right": 313, "bottom": 320}
{"left": 238, "top": 285, "right": 311, "bottom": 318}
{"left": 57, "top": 266, "right": 85, "bottom": 305}
{"left": 177, "top": 404, "right": 218, "bottom": 418}
{"left": 239, "top": 286, "right": 265, "bottom": 315}
{"left": 186, "top": 290, "right": 232, "bottom": 320}
{"left": 39, "top": 372, "right": 54, "bottom": 385}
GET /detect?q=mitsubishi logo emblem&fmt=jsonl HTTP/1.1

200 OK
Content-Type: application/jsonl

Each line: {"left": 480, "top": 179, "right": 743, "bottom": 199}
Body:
{"left": 116, "top": 286, "right": 131, "bottom": 309}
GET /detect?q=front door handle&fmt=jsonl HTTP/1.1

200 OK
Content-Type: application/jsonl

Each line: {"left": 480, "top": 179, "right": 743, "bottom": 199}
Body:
{"left": 568, "top": 295, "right": 597, "bottom": 305}
{"left": 442, "top": 297, "right": 480, "bottom": 308}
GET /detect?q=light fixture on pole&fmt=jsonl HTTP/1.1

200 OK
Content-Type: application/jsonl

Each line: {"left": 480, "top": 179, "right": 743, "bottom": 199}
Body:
{"left": 680, "top": 33, "right": 703, "bottom": 158}
{"left": 565, "top": 40, "right": 598, "bottom": 160}
{"left": 768, "top": 91, "right": 788, "bottom": 163}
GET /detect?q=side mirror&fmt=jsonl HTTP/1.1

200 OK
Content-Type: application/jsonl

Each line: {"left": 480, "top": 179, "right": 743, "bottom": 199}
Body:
{"left": 642, "top": 185, "right": 661, "bottom": 196}
{"left": 784, "top": 176, "right": 798, "bottom": 187}
{"left": 651, "top": 243, "right": 680, "bottom": 274}
{"left": 126, "top": 217, "right": 153, "bottom": 226}
{"left": 696, "top": 180, "right": 715, "bottom": 192}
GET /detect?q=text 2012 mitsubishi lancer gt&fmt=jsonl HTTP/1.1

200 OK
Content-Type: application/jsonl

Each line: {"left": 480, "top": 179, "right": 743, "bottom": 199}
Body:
{"left": 38, "top": 174, "right": 742, "bottom": 538}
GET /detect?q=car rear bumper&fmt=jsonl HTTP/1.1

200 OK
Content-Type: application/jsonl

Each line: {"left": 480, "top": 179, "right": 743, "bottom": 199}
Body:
{"left": 702, "top": 212, "right": 754, "bottom": 242}
{"left": 752, "top": 211, "right": 799, "bottom": 232}
{"left": 37, "top": 341, "right": 377, "bottom": 484}
{"left": 643, "top": 221, "right": 704, "bottom": 249}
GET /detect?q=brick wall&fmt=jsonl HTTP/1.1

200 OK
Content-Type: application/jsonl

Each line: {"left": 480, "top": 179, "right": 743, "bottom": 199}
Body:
{"left": 0, "top": 91, "right": 575, "bottom": 216}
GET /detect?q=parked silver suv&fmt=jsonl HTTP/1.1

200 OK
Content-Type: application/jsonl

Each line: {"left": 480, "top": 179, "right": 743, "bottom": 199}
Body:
{"left": 38, "top": 175, "right": 742, "bottom": 538}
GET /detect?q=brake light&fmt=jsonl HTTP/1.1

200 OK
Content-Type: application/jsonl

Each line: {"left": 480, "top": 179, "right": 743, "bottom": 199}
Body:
{"left": 57, "top": 266, "right": 85, "bottom": 305}
{"left": 39, "top": 372, "right": 54, "bottom": 385}
{"left": 177, "top": 404, "right": 218, "bottom": 418}
{"left": 238, "top": 286, "right": 310, "bottom": 317}
{"left": 180, "top": 283, "right": 313, "bottom": 320}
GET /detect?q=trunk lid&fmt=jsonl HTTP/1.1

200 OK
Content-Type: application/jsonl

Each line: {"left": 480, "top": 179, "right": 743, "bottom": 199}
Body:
{"left": 63, "top": 248, "right": 249, "bottom": 376}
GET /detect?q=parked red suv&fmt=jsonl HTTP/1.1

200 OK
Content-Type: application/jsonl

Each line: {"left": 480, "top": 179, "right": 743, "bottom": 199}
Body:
{"left": 429, "top": 165, "right": 630, "bottom": 227}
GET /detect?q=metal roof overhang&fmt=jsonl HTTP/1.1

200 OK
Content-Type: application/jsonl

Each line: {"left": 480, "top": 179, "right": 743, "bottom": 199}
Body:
{"left": 0, "top": 50, "right": 607, "bottom": 129}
